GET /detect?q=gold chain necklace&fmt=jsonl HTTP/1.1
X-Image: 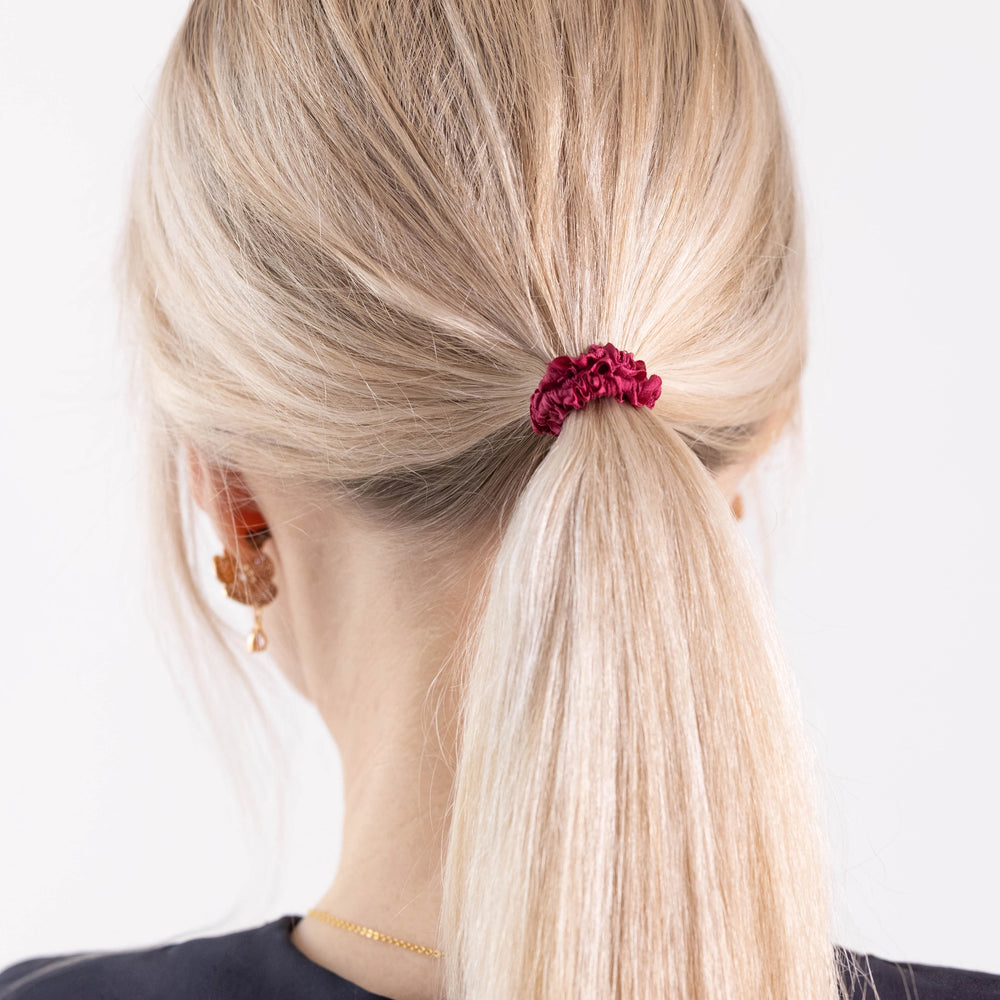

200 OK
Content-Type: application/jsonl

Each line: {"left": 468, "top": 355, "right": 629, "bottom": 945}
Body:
{"left": 306, "top": 908, "right": 443, "bottom": 959}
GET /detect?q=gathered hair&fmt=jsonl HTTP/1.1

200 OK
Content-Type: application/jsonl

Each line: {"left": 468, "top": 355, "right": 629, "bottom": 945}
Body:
{"left": 121, "top": 0, "right": 848, "bottom": 996}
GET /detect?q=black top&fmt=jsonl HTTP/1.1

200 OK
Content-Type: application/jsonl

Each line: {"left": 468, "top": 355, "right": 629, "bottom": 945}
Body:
{"left": 1, "top": 914, "right": 998, "bottom": 999}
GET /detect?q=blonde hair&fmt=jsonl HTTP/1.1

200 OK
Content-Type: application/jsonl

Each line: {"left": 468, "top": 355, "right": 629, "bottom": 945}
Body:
{"left": 122, "top": 0, "right": 846, "bottom": 997}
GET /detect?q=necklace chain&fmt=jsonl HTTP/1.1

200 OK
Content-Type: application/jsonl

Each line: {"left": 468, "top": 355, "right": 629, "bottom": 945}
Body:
{"left": 306, "top": 908, "right": 443, "bottom": 959}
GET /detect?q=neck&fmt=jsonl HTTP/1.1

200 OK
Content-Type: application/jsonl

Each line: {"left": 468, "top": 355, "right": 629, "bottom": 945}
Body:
{"left": 263, "top": 496, "right": 483, "bottom": 1000}
{"left": 292, "top": 700, "right": 453, "bottom": 1000}
{"left": 245, "top": 481, "right": 494, "bottom": 998}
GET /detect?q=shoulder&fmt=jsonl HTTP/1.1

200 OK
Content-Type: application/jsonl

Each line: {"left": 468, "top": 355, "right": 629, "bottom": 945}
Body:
{"left": 842, "top": 949, "right": 1000, "bottom": 1000}
{"left": 0, "top": 916, "right": 378, "bottom": 1000}
{"left": 0, "top": 920, "right": 273, "bottom": 1000}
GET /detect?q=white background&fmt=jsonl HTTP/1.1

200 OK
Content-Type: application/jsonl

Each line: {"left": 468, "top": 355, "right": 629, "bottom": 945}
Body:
{"left": 1, "top": 0, "right": 997, "bottom": 977}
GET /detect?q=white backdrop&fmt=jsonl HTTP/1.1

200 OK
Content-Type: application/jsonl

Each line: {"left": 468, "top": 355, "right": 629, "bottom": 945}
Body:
{"left": 1, "top": 0, "right": 997, "bottom": 977}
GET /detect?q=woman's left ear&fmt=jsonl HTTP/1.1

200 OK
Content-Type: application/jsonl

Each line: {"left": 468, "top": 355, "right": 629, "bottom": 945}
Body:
{"left": 186, "top": 448, "right": 271, "bottom": 558}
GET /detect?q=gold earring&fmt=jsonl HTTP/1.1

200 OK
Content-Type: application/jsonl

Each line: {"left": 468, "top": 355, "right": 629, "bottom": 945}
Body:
{"left": 213, "top": 540, "right": 278, "bottom": 653}
{"left": 731, "top": 493, "right": 744, "bottom": 521}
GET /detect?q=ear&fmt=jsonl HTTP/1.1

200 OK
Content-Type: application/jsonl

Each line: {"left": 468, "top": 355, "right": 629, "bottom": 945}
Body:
{"left": 186, "top": 448, "right": 271, "bottom": 559}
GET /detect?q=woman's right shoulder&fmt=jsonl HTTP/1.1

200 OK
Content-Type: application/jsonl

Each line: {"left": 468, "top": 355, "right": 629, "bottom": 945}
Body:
{"left": 0, "top": 946, "right": 224, "bottom": 1000}
{"left": 0, "top": 952, "right": 120, "bottom": 999}
{"left": 0, "top": 927, "right": 257, "bottom": 999}
{"left": 843, "top": 949, "right": 1000, "bottom": 999}
{"left": 0, "top": 915, "right": 382, "bottom": 999}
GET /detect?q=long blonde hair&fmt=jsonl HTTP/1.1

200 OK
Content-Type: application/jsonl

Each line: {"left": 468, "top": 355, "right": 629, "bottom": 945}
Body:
{"left": 122, "top": 0, "right": 844, "bottom": 996}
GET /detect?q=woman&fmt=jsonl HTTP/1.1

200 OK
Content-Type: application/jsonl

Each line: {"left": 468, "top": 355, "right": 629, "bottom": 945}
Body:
{"left": 1, "top": 0, "right": 996, "bottom": 998}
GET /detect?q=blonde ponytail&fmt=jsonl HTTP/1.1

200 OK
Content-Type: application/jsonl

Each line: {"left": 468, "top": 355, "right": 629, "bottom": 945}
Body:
{"left": 123, "top": 0, "right": 844, "bottom": 996}
{"left": 444, "top": 401, "right": 837, "bottom": 999}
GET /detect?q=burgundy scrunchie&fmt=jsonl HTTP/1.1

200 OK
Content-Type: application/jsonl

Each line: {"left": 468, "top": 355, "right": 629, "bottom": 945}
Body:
{"left": 529, "top": 342, "right": 663, "bottom": 436}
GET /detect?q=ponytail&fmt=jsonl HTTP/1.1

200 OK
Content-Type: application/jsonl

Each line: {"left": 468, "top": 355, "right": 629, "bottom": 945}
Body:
{"left": 443, "top": 400, "right": 838, "bottom": 999}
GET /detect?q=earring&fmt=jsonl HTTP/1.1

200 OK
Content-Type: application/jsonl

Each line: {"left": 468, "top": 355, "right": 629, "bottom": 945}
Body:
{"left": 213, "top": 530, "right": 277, "bottom": 653}
{"left": 731, "top": 493, "right": 744, "bottom": 521}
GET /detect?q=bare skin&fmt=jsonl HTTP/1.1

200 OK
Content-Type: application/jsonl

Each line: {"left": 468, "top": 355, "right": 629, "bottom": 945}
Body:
{"left": 189, "top": 451, "right": 756, "bottom": 1000}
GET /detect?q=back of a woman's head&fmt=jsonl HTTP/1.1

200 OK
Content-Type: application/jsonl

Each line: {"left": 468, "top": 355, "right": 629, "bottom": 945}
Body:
{"left": 124, "top": 1, "right": 840, "bottom": 998}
